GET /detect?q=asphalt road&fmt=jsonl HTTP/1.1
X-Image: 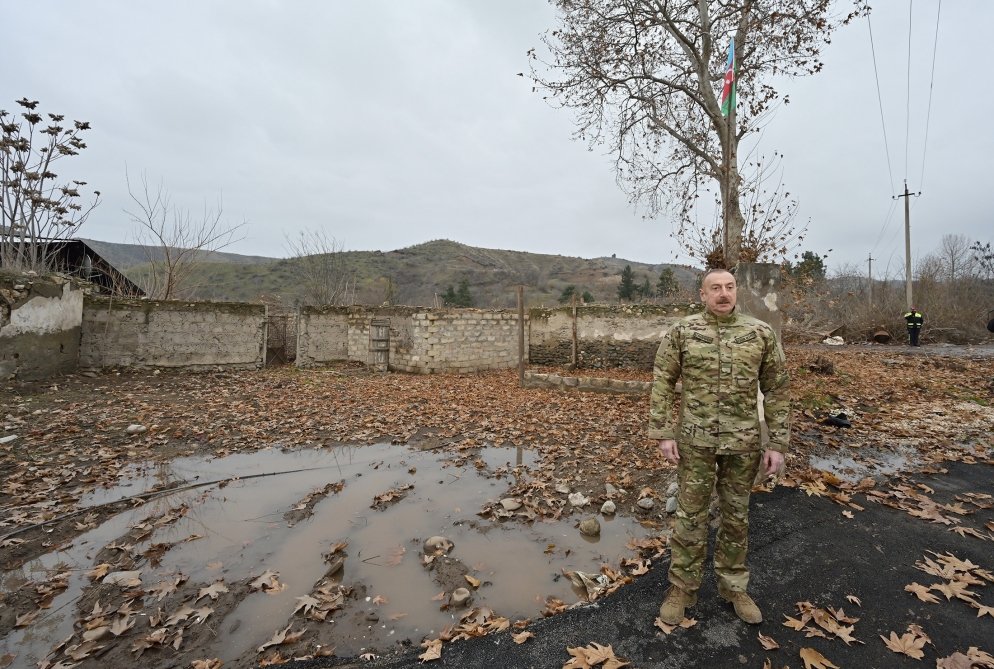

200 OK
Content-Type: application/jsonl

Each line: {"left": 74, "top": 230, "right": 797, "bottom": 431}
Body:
{"left": 291, "top": 459, "right": 994, "bottom": 669}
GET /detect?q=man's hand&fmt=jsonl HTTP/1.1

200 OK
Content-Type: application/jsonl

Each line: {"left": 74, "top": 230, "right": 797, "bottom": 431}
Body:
{"left": 658, "top": 439, "right": 679, "bottom": 464}
{"left": 762, "top": 449, "right": 784, "bottom": 477}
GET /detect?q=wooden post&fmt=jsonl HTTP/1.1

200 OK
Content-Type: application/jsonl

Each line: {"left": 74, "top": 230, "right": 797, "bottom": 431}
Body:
{"left": 517, "top": 285, "right": 525, "bottom": 387}
{"left": 570, "top": 292, "right": 578, "bottom": 369}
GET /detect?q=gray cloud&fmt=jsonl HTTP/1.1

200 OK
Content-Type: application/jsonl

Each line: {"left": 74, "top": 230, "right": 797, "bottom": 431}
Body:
{"left": 2, "top": 1, "right": 987, "bottom": 273}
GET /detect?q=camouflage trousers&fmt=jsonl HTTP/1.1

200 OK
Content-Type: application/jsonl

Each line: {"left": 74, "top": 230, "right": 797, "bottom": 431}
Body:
{"left": 667, "top": 443, "right": 762, "bottom": 595}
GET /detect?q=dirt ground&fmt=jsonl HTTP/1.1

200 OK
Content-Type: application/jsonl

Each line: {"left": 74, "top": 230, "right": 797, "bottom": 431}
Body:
{"left": 1, "top": 343, "right": 992, "bottom": 668}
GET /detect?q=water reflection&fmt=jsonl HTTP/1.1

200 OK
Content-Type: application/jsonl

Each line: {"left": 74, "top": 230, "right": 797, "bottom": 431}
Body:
{"left": 2, "top": 443, "right": 653, "bottom": 665}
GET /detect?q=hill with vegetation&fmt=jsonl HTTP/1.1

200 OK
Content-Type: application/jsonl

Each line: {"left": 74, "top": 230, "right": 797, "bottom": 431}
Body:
{"left": 92, "top": 238, "right": 699, "bottom": 307}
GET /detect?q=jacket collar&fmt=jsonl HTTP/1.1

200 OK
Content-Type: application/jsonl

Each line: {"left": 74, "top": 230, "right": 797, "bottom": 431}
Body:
{"left": 703, "top": 307, "right": 738, "bottom": 325}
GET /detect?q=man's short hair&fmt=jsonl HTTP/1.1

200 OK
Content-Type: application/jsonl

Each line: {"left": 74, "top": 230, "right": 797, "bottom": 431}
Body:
{"left": 701, "top": 267, "right": 736, "bottom": 285}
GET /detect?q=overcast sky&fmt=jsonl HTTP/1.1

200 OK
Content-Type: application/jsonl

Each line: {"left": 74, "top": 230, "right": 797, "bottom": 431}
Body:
{"left": 3, "top": 1, "right": 988, "bottom": 275}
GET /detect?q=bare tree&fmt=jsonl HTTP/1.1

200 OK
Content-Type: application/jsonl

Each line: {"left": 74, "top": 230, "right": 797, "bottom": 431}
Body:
{"left": 677, "top": 154, "right": 804, "bottom": 266}
{"left": 938, "top": 234, "right": 975, "bottom": 283}
{"left": 126, "top": 172, "right": 246, "bottom": 300}
{"left": 530, "top": 1, "right": 864, "bottom": 267}
{"left": 285, "top": 229, "right": 352, "bottom": 306}
{"left": 0, "top": 98, "right": 100, "bottom": 272}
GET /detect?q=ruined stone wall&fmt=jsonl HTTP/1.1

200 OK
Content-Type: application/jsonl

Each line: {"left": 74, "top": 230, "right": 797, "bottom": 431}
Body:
{"left": 296, "top": 306, "right": 350, "bottom": 366}
{"left": 734, "top": 263, "right": 783, "bottom": 339}
{"left": 80, "top": 297, "right": 266, "bottom": 370}
{"left": 296, "top": 306, "right": 524, "bottom": 373}
{"left": 528, "top": 303, "right": 700, "bottom": 369}
{"left": 412, "top": 310, "right": 523, "bottom": 374}
{"left": 0, "top": 273, "right": 83, "bottom": 380}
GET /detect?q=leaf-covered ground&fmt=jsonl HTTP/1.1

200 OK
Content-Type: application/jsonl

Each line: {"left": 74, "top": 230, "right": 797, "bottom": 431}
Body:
{"left": 1, "top": 345, "right": 992, "bottom": 667}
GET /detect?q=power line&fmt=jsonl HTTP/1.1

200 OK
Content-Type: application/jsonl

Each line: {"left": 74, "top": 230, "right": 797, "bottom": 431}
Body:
{"left": 904, "top": 0, "right": 914, "bottom": 181}
{"left": 867, "top": 14, "right": 896, "bottom": 195}
{"left": 918, "top": 0, "right": 942, "bottom": 193}
{"left": 871, "top": 198, "right": 899, "bottom": 254}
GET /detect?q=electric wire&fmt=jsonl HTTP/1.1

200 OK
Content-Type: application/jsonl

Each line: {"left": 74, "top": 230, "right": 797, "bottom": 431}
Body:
{"left": 904, "top": 0, "right": 914, "bottom": 182}
{"left": 871, "top": 198, "right": 899, "bottom": 255}
{"left": 918, "top": 0, "right": 942, "bottom": 193}
{"left": 867, "top": 13, "right": 896, "bottom": 195}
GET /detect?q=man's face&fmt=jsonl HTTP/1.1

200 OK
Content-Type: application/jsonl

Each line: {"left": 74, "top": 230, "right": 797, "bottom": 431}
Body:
{"left": 700, "top": 270, "right": 737, "bottom": 316}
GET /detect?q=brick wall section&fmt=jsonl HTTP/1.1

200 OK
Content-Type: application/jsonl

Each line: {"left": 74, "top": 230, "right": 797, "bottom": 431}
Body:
{"left": 528, "top": 303, "right": 700, "bottom": 369}
{"left": 80, "top": 296, "right": 266, "bottom": 370}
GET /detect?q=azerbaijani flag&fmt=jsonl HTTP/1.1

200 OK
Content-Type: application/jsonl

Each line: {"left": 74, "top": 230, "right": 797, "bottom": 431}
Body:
{"left": 719, "top": 38, "right": 736, "bottom": 117}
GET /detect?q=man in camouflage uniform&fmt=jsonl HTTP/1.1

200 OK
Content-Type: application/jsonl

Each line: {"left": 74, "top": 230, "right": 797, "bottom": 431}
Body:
{"left": 649, "top": 268, "right": 790, "bottom": 625}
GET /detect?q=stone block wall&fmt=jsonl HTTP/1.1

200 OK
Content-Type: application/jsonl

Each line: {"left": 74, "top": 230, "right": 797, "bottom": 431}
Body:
{"left": 413, "top": 310, "right": 522, "bottom": 373}
{"left": 80, "top": 297, "right": 266, "bottom": 370}
{"left": 528, "top": 303, "right": 700, "bottom": 369}
{"left": 297, "top": 306, "right": 350, "bottom": 366}
{"left": 0, "top": 273, "right": 83, "bottom": 380}
{"left": 296, "top": 306, "right": 524, "bottom": 373}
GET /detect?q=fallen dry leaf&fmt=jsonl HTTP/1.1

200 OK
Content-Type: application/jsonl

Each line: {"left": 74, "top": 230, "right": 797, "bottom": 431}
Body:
{"left": 845, "top": 594, "right": 861, "bottom": 606}
{"left": 905, "top": 582, "right": 941, "bottom": 603}
{"left": 197, "top": 581, "right": 229, "bottom": 602}
{"left": 418, "top": 638, "right": 442, "bottom": 662}
{"left": 513, "top": 631, "right": 535, "bottom": 644}
{"left": 880, "top": 629, "right": 927, "bottom": 660}
{"left": 563, "top": 642, "right": 630, "bottom": 668}
{"left": 758, "top": 632, "right": 779, "bottom": 650}
{"left": 799, "top": 647, "right": 840, "bottom": 669}
{"left": 191, "top": 660, "right": 223, "bottom": 669}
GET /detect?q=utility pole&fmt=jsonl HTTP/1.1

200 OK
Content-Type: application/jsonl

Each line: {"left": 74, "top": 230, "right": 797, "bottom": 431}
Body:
{"left": 867, "top": 253, "right": 874, "bottom": 308}
{"left": 895, "top": 180, "right": 920, "bottom": 310}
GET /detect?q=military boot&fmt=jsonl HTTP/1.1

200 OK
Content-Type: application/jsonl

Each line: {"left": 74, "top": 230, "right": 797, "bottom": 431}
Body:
{"left": 658, "top": 587, "right": 697, "bottom": 625}
{"left": 722, "top": 591, "right": 762, "bottom": 624}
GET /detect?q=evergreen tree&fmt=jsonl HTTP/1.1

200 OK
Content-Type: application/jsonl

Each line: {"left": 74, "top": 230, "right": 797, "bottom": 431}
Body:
{"left": 656, "top": 268, "right": 679, "bottom": 297}
{"left": 442, "top": 285, "right": 458, "bottom": 306}
{"left": 558, "top": 285, "right": 577, "bottom": 304}
{"left": 581, "top": 290, "right": 594, "bottom": 303}
{"left": 617, "top": 265, "right": 636, "bottom": 301}
{"left": 638, "top": 277, "right": 652, "bottom": 299}
{"left": 455, "top": 278, "right": 474, "bottom": 307}
{"left": 789, "top": 251, "right": 827, "bottom": 282}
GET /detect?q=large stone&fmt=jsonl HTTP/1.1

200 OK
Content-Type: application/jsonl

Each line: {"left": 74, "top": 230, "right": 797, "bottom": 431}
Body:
{"left": 665, "top": 496, "right": 678, "bottom": 513}
{"left": 637, "top": 497, "right": 655, "bottom": 511}
{"left": 600, "top": 500, "right": 616, "bottom": 515}
{"left": 579, "top": 517, "right": 601, "bottom": 537}
{"left": 568, "top": 492, "right": 590, "bottom": 507}
{"left": 450, "top": 587, "right": 472, "bottom": 607}
{"left": 423, "top": 536, "right": 454, "bottom": 556}
{"left": 500, "top": 498, "right": 522, "bottom": 511}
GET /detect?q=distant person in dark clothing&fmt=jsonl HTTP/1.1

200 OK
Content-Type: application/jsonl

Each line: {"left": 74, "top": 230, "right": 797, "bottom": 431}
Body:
{"left": 903, "top": 307, "right": 924, "bottom": 346}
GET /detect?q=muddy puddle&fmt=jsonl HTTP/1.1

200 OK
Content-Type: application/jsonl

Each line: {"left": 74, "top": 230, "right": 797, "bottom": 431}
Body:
{"left": 1, "top": 443, "right": 653, "bottom": 666}
{"left": 808, "top": 445, "right": 919, "bottom": 484}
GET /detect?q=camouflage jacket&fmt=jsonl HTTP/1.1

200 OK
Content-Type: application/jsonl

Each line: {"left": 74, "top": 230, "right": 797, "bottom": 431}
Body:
{"left": 647, "top": 309, "right": 790, "bottom": 453}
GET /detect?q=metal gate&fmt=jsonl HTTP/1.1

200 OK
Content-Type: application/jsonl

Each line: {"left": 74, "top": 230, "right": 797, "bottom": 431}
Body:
{"left": 266, "top": 314, "right": 296, "bottom": 365}
{"left": 369, "top": 318, "right": 390, "bottom": 372}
